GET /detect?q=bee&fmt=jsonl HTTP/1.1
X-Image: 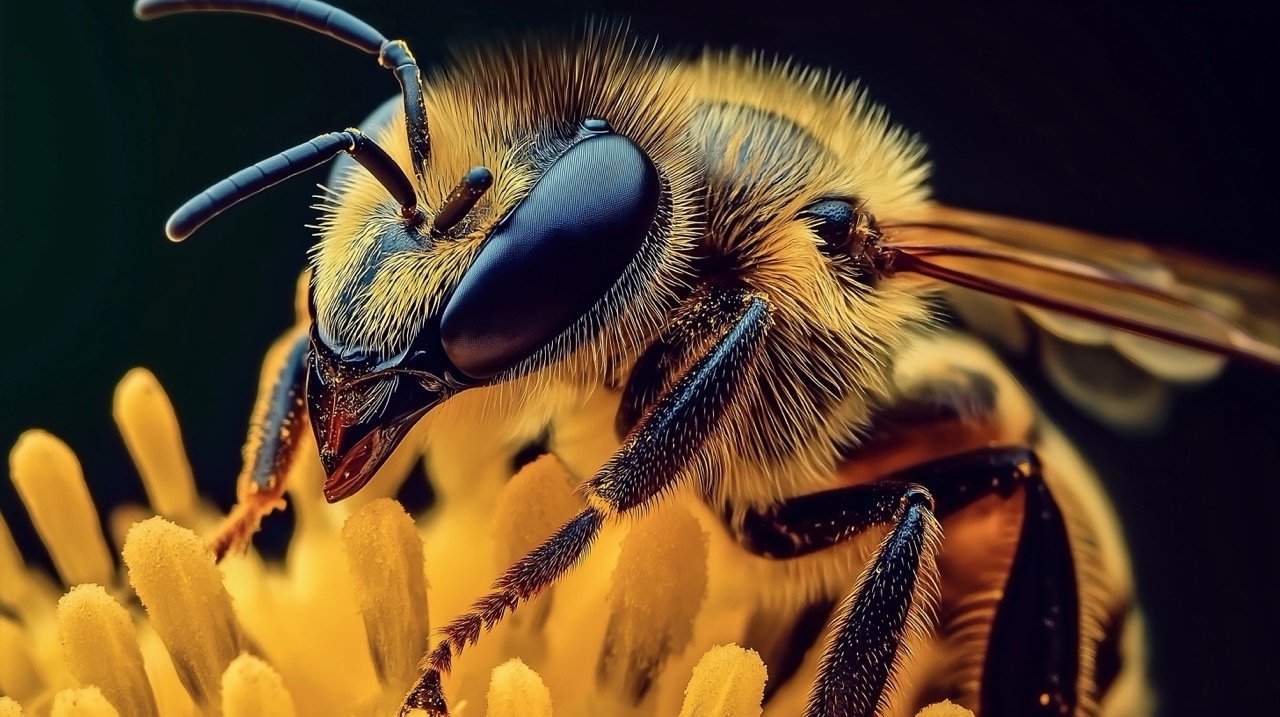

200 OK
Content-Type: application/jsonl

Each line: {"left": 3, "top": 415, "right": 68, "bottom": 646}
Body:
{"left": 133, "top": 1, "right": 1280, "bottom": 715}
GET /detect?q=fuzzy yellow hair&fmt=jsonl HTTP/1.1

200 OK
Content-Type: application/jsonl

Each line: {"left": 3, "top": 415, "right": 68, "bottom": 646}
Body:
{"left": 311, "top": 27, "right": 939, "bottom": 508}
{"left": 311, "top": 25, "right": 700, "bottom": 383}
{"left": 680, "top": 53, "right": 936, "bottom": 507}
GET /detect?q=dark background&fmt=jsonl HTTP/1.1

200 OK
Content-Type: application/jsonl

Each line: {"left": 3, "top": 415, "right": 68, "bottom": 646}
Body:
{"left": 2, "top": 2, "right": 1277, "bottom": 714}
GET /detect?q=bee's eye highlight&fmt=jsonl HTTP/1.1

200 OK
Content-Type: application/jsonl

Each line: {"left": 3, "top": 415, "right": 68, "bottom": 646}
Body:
{"left": 582, "top": 117, "right": 611, "bottom": 133}
{"left": 799, "top": 199, "right": 856, "bottom": 253}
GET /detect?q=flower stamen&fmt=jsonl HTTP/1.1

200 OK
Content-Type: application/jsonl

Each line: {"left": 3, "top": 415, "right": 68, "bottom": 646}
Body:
{"left": 341, "top": 498, "right": 430, "bottom": 689}
{"left": 598, "top": 503, "right": 709, "bottom": 704}
{"left": 221, "top": 653, "right": 298, "bottom": 717}
{"left": 49, "top": 686, "right": 120, "bottom": 717}
{"left": 56, "top": 584, "right": 159, "bottom": 717}
{"left": 113, "top": 369, "right": 198, "bottom": 525}
{"left": 485, "top": 658, "right": 552, "bottom": 717}
{"left": 493, "top": 455, "right": 583, "bottom": 659}
{"left": 678, "top": 644, "right": 768, "bottom": 717}
{"left": 122, "top": 517, "right": 246, "bottom": 711}
{"left": 10, "top": 431, "right": 113, "bottom": 588}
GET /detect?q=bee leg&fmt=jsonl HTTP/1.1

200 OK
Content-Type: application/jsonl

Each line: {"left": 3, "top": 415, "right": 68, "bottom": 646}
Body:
{"left": 737, "top": 447, "right": 1034, "bottom": 560}
{"left": 206, "top": 325, "right": 310, "bottom": 561}
{"left": 979, "top": 465, "right": 1079, "bottom": 716}
{"left": 613, "top": 285, "right": 748, "bottom": 436}
{"left": 400, "top": 289, "right": 772, "bottom": 716}
{"left": 734, "top": 447, "right": 1041, "bottom": 715}
{"left": 803, "top": 484, "right": 942, "bottom": 717}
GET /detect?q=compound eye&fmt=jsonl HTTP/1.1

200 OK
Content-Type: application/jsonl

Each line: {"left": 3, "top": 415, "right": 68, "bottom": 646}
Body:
{"left": 799, "top": 198, "right": 856, "bottom": 253}
{"left": 440, "top": 122, "right": 661, "bottom": 379}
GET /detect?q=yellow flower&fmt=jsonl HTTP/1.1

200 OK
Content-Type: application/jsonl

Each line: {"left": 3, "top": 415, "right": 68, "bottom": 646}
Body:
{"left": 0, "top": 369, "right": 971, "bottom": 717}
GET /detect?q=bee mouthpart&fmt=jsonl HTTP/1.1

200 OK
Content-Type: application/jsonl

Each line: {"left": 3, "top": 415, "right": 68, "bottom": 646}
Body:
{"left": 320, "top": 406, "right": 429, "bottom": 502}
{"left": 307, "top": 342, "right": 445, "bottom": 502}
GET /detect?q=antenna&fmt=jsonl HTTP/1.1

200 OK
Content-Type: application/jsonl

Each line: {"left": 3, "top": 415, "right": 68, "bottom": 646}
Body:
{"left": 165, "top": 129, "right": 422, "bottom": 241}
{"left": 135, "top": 0, "right": 431, "bottom": 176}
{"left": 433, "top": 168, "right": 495, "bottom": 233}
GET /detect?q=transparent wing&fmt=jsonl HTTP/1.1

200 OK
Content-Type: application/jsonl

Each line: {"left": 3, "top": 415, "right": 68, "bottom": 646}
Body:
{"left": 881, "top": 205, "right": 1280, "bottom": 429}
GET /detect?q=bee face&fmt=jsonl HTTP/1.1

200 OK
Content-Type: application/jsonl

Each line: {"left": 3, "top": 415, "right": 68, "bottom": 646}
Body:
{"left": 304, "top": 31, "right": 703, "bottom": 493}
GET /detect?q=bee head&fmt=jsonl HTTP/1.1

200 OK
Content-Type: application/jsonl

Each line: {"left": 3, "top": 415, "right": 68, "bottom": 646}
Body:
{"left": 311, "top": 115, "right": 662, "bottom": 380}
{"left": 307, "top": 113, "right": 673, "bottom": 498}
{"left": 144, "top": 9, "right": 700, "bottom": 500}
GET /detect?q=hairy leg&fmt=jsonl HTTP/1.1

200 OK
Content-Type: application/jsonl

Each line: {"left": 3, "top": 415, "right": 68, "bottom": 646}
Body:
{"left": 401, "top": 287, "right": 773, "bottom": 715}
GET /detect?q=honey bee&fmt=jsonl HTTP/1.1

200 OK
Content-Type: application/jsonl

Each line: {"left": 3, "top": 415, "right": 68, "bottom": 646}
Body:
{"left": 132, "top": 1, "right": 1280, "bottom": 716}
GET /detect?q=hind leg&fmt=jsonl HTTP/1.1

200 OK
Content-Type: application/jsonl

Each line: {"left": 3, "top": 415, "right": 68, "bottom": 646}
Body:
{"left": 735, "top": 447, "right": 1039, "bottom": 716}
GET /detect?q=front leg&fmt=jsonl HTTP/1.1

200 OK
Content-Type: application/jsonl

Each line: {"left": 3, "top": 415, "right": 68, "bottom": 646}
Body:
{"left": 400, "top": 287, "right": 773, "bottom": 715}
{"left": 197, "top": 271, "right": 318, "bottom": 559}
{"left": 207, "top": 324, "right": 310, "bottom": 560}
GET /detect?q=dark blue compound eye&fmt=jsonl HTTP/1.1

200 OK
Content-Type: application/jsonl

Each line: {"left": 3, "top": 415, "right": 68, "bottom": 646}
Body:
{"left": 440, "top": 125, "right": 661, "bottom": 379}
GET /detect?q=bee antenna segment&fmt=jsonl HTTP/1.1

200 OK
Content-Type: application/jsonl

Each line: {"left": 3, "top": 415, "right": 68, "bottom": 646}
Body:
{"left": 433, "top": 167, "right": 495, "bottom": 233}
{"left": 134, "top": 0, "right": 431, "bottom": 175}
{"left": 165, "top": 129, "right": 420, "bottom": 242}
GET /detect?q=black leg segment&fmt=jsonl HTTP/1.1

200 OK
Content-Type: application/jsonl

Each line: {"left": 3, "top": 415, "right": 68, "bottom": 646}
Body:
{"left": 725, "top": 447, "right": 1043, "bottom": 710}
{"left": 980, "top": 475, "right": 1080, "bottom": 716}
{"left": 591, "top": 291, "right": 770, "bottom": 511}
{"left": 245, "top": 329, "right": 310, "bottom": 493}
{"left": 401, "top": 288, "right": 772, "bottom": 716}
{"left": 615, "top": 287, "right": 756, "bottom": 436}
{"left": 805, "top": 487, "right": 941, "bottom": 717}
{"left": 735, "top": 446, "right": 1036, "bottom": 560}
{"left": 208, "top": 328, "right": 311, "bottom": 560}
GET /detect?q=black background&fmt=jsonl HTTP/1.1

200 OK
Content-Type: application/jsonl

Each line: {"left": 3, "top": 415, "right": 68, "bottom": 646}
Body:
{"left": 2, "top": 2, "right": 1278, "bottom": 714}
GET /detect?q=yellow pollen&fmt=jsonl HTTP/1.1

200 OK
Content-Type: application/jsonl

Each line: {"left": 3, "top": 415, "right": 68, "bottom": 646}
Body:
{"left": 677, "top": 644, "right": 767, "bottom": 717}
{"left": 57, "top": 584, "right": 159, "bottom": 717}
{"left": 599, "top": 503, "right": 709, "bottom": 703}
{"left": 221, "top": 654, "right": 298, "bottom": 717}
{"left": 122, "top": 517, "right": 246, "bottom": 712}
{"left": 485, "top": 658, "right": 553, "bottom": 717}
{"left": 340, "top": 498, "right": 430, "bottom": 689}
{"left": 9, "top": 430, "right": 113, "bottom": 588}
{"left": 113, "top": 368, "right": 197, "bottom": 523}
{"left": 49, "top": 687, "right": 120, "bottom": 717}
{"left": 914, "top": 700, "right": 977, "bottom": 717}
